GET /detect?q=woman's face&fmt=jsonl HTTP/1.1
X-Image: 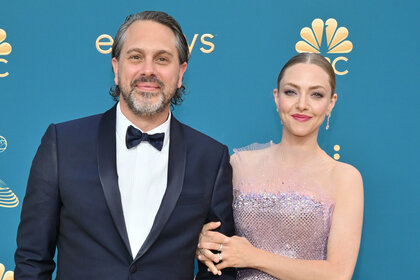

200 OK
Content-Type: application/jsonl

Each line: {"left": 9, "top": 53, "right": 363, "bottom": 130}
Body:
{"left": 274, "top": 63, "right": 337, "bottom": 137}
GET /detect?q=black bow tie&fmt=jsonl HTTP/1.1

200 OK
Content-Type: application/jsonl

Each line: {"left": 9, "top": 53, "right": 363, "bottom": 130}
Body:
{"left": 125, "top": 125, "right": 165, "bottom": 151}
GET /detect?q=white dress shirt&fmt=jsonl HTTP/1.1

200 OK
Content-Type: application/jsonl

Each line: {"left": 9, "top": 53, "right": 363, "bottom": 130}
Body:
{"left": 115, "top": 103, "right": 170, "bottom": 258}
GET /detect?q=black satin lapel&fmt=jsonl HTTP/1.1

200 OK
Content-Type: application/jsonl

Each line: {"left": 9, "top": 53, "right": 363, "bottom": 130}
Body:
{"left": 135, "top": 116, "right": 186, "bottom": 261}
{"left": 97, "top": 105, "right": 131, "bottom": 257}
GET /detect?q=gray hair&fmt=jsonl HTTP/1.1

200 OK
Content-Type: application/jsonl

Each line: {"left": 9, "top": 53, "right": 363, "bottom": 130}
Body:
{"left": 110, "top": 11, "right": 189, "bottom": 105}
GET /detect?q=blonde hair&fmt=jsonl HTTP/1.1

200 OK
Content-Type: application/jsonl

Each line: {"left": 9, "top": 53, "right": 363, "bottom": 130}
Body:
{"left": 277, "top": 53, "right": 336, "bottom": 95}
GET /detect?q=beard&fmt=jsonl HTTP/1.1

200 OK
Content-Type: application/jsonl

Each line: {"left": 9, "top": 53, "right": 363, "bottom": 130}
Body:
{"left": 119, "top": 76, "right": 175, "bottom": 117}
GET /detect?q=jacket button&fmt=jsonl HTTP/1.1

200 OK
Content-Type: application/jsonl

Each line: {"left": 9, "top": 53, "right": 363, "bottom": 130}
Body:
{"left": 130, "top": 266, "right": 137, "bottom": 273}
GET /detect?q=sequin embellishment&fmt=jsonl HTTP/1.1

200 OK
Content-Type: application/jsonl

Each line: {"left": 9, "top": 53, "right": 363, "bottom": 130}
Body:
{"left": 234, "top": 190, "right": 334, "bottom": 280}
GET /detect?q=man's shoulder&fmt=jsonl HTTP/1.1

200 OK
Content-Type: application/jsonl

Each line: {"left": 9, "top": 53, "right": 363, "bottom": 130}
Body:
{"left": 56, "top": 112, "right": 103, "bottom": 128}
{"left": 175, "top": 118, "right": 226, "bottom": 150}
{"left": 44, "top": 110, "right": 110, "bottom": 148}
{"left": 52, "top": 108, "right": 111, "bottom": 136}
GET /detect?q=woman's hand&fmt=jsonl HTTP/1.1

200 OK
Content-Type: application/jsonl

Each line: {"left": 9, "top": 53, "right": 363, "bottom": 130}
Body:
{"left": 196, "top": 221, "right": 258, "bottom": 274}
{"left": 213, "top": 235, "right": 256, "bottom": 270}
{"left": 196, "top": 221, "right": 227, "bottom": 275}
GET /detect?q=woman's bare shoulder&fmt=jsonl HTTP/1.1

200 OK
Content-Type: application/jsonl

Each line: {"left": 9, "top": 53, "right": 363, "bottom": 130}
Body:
{"left": 331, "top": 161, "right": 363, "bottom": 197}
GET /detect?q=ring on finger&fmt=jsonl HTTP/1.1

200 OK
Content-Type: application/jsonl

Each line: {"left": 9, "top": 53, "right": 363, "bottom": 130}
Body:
{"left": 217, "top": 252, "right": 222, "bottom": 261}
{"left": 218, "top": 243, "right": 223, "bottom": 251}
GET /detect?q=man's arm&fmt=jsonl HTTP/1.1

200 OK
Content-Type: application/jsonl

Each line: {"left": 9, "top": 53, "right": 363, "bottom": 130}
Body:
{"left": 15, "top": 124, "right": 61, "bottom": 279}
{"left": 195, "top": 146, "right": 236, "bottom": 279}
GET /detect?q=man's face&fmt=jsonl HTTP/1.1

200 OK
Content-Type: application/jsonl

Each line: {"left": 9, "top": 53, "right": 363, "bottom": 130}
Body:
{"left": 112, "top": 20, "right": 187, "bottom": 117}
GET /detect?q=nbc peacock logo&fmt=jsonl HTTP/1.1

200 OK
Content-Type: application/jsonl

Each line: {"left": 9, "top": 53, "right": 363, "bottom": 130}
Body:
{"left": 295, "top": 18, "right": 353, "bottom": 75}
{"left": 0, "top": 179, "right": 19, "bottom": 208}
{"left": 0, "top": 28, "right": 12, "bottom": 78}
{"left": 0, "top": 263, "right": 13, "bottom": 280}
{"left": 0, "top": 136, "right": 6, "bottom": 153}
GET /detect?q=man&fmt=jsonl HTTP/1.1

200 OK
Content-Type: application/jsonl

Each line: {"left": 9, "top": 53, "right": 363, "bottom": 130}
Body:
{"left": 15, "top": 11, "right": 235, "bottom": 279}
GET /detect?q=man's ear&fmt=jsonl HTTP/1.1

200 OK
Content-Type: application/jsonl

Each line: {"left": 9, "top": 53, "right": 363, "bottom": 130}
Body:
{"left": 177, "top": 62, "right": 188, "bottom": 88}
{"left": 112, "top": 57, "right": 119, "bottom": 85}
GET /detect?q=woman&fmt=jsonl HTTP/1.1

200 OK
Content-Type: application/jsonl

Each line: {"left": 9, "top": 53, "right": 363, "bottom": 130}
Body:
{"left": 196, "top": 53, "right": 363, "bottom": 280}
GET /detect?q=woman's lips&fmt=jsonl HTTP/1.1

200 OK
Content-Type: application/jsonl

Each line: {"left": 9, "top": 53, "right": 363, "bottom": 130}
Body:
{"left": 292, "top": 114, "right": 312, "bottom": 122}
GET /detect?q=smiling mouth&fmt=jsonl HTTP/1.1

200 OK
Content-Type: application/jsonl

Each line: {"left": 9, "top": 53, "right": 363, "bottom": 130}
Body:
{"left": 292, "top": 114, "right": 312, "bottom": 122}
{"left": 131, "top": 76, "right": 164, "bottom": 92}
{"left": 135, "top": 83, "right": 160, "bottom": 92}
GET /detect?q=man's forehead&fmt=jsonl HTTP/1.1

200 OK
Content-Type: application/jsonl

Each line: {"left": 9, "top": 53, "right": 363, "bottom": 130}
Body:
{"left": 124, "top": 20, "right": 176, "bottom": 45}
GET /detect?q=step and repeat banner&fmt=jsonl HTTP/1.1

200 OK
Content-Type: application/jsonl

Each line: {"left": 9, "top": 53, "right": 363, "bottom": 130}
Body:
{"left": 0, "top": 0, "right": 418, "bottom": 279}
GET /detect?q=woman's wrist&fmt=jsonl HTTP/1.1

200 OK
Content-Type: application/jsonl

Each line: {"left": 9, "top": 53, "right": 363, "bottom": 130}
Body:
{"left": 250, "top": 246, "right": 279, "bottom": 272}
{"left": 245, "top": 245, "right": 265, "bottom": 269}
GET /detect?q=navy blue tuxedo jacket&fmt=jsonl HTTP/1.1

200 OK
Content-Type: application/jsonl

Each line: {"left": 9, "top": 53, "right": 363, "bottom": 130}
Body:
{"left": 15, "top": 105, "right": 236, "bottom": 279}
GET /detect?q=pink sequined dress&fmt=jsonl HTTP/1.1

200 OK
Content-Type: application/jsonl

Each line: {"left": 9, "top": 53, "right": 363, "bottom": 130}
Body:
{"left": 231, "top": 143, "right": 335, "bottom": 280}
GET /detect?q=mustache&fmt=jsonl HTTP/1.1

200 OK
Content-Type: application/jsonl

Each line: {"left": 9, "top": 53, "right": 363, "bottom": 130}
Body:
{"left": 131, "top": 76, "right": 164, "bottom": 89}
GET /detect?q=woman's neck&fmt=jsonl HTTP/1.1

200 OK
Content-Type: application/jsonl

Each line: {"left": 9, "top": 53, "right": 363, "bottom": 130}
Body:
{"left": 277, "top": 129, "right": 326, "bottom": 165}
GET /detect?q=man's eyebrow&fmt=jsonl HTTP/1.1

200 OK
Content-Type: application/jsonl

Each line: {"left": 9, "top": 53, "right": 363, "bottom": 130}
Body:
{"left": 154, "top": 50, "right": 174, "bottom": 57}
{"left": 125, "top": 48, "right": 174, "bottom": 57}
{"left": 126, "top": 48, "right": 143, "bottom": 54}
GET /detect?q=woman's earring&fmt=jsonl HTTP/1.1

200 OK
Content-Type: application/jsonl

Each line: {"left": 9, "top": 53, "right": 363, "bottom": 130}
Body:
{"left": 326, "top": 113, "right": 331, "bottom": 130}
{"left": 277, "top": 109, "right": 284, "bottom": 124}
{"left": 276, "top": 107, "right": 283, "bottom": 125}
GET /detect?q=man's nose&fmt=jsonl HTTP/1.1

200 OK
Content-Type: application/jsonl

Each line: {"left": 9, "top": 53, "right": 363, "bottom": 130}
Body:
{"left": 140, "top": 59, "right": 156, "bottom": 77}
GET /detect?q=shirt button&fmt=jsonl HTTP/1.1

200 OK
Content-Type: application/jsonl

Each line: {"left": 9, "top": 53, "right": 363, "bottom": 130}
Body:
{"left": 130, "top": 266, "right": 137, "bottom": 273}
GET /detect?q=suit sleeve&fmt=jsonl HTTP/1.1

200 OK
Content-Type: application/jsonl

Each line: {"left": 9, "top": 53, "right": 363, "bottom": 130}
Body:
{"left": 196, "top": 145, "right": 236, "bottom": 279}
{"left": 14, "top": 124, "right": 61, "bottom": 279}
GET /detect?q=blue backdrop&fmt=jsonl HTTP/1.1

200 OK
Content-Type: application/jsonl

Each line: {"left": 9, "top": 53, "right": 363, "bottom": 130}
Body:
{"left": 1, "top": 0, "right": 419, "bottom": 279}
